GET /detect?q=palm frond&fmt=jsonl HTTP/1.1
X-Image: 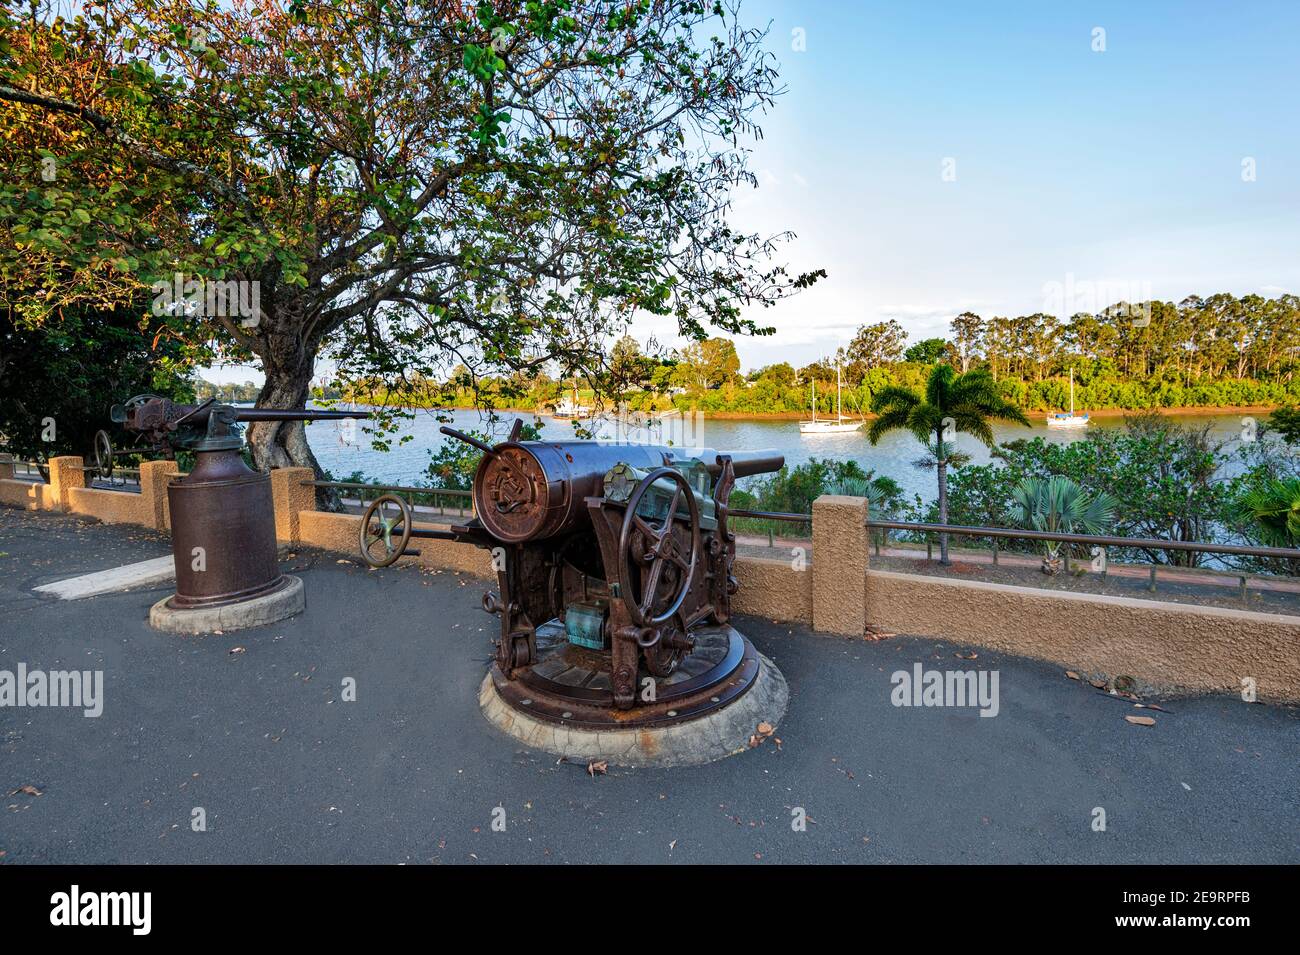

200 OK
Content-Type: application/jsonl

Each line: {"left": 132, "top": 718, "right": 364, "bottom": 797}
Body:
{"left": 866, "top": 406, "right": 915, "bottom": 445}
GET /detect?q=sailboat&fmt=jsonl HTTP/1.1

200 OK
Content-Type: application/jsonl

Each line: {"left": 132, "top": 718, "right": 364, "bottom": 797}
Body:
{"left": 799, "top": 363, "right": 863, "bottom": 434}
{"left": 553, "top": 382, "right": 591, "bottom": 419}
{"left": 1046, "top": 368, "right": 1090, "bottom": 429}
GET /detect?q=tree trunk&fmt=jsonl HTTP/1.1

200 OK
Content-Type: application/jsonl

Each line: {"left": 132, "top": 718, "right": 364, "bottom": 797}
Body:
{"left": 936, "top": 439, "right": 950, "bottom": 565}
{"left": 247, "top": 321, "right": 341, "bottom": 511}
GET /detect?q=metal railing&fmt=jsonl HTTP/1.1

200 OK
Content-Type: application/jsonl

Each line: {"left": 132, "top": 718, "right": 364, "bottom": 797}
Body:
{"left": 862, "top": 519, "right": 1300, "bottom": 563}
{"left": 302, "top": 479, "right": 474, "bottom": 517}
{"left": 726, "top": 507, "right": 1299, "bottom": 594}
{"left": 730, "top": 507, "right": 1300, "bottom": 562}
{"left": 7, "top": 457, "right": 141, "bottom": 489}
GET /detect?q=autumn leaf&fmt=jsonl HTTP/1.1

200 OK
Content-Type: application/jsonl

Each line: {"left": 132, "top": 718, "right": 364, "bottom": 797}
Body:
{"left": 1125, "top": 715, "right": 1156, "bottom": 726}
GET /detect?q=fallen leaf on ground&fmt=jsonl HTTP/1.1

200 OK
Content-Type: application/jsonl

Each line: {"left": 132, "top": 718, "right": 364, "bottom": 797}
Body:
{"left": 11, "top": 785, "right": 41, "bottom": 796}
{"left": 954, "top": 651, "right": 978, "bottom": 660}
{"left": 229, "top": 647, "right": 246, "bottom": 655}
{"left": 1065, "top": 670, "right": 1079, "bottom": 680}
{"left": 1125, "top": 715, "right": 1156, "bottom": 726}
{"left": 757, "top": 721, "right": 774, "bottom": 737}
{"left": 587, "top": 760, "right": 607, "bottom": 777}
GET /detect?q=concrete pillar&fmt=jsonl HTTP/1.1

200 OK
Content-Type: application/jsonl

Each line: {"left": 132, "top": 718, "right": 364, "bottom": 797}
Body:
{"left": 48, "top": 455, "right": 87, "bottom": 510}
{"left": 0, "top": 453, "right": 14, "bottom": 480}
{"left": 139, "top": 460, "right": 181, "bottom": 531}
{"left": 269, "top": 467, "right": 317, "bottom": 543}
{"left": 812, "top": 494, "right": 871, "bottom": 635}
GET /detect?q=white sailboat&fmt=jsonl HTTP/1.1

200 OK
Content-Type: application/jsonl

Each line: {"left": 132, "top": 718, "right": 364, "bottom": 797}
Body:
{"left": 800, "top": 364, "right": 862, "bottom": 434}
{"left": 1046, "top": 368, "right": 1090, "bottom": 429}
{"left": 552, "top": 382, "right": 591, "bottom": 419}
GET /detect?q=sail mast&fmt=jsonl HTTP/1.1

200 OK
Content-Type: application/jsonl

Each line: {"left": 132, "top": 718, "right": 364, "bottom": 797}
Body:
{"left": 836, "top": 363, "right": 842, "bottom": 420}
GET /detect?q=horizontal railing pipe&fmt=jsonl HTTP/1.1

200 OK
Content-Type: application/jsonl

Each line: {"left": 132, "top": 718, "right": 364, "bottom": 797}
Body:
{"left": 730, "top": 508, "right": 813, "bottom": 524}
{"left": 864, "top": 519, "right": 1300, "bottom": 562}
{"left": 300, "top": 480, "right": 471, "bottom": 498}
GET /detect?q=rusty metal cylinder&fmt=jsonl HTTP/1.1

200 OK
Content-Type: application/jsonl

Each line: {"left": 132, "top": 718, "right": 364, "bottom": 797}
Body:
{"left": 166, "top": 449, "right": 284, "bottom": 608}
{"left": 473, "top": 441, "right": 783, "bottom": 543}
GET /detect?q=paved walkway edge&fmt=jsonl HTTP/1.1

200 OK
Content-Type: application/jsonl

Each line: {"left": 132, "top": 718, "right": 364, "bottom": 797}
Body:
{"left": 33, "top": 556, "right": 176, "bottom": 600}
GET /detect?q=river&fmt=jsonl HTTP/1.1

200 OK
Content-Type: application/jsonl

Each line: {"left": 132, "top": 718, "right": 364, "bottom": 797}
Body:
{"left": 303, "top": 405, "right": 1260, "bottom": 503}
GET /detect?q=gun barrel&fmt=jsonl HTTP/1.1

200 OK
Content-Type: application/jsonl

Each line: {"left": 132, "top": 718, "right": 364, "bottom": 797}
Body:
{"left": 682, "top": 448, "right": 784, "bottom": 479}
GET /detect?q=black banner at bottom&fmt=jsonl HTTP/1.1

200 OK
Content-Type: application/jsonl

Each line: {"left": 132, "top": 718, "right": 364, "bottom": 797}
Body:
{"left": 0, "top": 864, "right": 1285, "bottom": 939}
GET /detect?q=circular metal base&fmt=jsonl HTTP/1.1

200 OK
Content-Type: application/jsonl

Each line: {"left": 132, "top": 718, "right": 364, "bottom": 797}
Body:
{"left": 480, "top": 648, "right": 788, "bottom": 768}
{"left": 491, "top": 621, "right": 760, "bottom": 729}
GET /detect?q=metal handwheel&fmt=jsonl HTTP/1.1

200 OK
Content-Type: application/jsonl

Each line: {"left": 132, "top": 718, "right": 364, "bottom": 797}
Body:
{"left": 359, "top": 493, "right": 413, "bottom": 568}
{"left": 616, "top": 467, "right": 702, "bottom": 628}
{"left": 93, "top": 430, "right": 114, "bottom": 480}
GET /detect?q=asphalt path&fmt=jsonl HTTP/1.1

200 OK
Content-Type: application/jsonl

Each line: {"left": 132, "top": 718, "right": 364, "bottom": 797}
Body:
{"left": 1, "top": 508, "right": 1296, "bottom": 863}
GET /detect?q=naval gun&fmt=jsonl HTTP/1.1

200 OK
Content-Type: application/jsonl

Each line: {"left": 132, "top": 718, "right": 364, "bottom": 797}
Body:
{"left": 358, "top": 418, "right": 783, "bottom": 724}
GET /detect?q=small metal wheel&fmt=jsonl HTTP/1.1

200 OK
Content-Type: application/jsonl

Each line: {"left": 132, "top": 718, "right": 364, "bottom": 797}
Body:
{"left": 358, "top": 493, "right": 412, "bottom": 568}
{"left": 93, "top": 430, "right": 114, "bottom": 480}
{"left": 642, "top": 637, "right": 686, "bottom": 678}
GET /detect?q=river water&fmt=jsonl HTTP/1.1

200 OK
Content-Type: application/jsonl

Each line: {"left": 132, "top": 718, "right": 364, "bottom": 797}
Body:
{"left": 303, "top": 405, "right": 1258, "bottom": 502}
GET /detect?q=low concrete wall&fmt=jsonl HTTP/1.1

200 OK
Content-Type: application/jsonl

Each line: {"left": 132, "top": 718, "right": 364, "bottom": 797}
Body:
{"left": 0, "top": 478, "right": 57, "bottom": 510}
{"left": 863, "top": 568, "right": 1300, "bottom": 702}
{"left": 67, "top": 486, "right": 148, "bottom": 525}
{"left": 270, "top": 467, "right": 316, "bottom": 543}
{"left": 732, "top": 554, "right": 812, "bottom": 622}
{"left": 297, "top": 510, "right": 493, "bottom": 578}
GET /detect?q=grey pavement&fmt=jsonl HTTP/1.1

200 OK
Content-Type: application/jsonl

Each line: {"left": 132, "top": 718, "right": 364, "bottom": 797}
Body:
{"left": 1, "top": 507, "right": 1297, "bottom": 864}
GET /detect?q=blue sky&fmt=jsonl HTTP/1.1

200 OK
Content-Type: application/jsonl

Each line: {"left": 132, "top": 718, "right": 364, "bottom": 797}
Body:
{"left": 206, "top": 0, "right": 1300, "bottom": 384}
{"left": 636, "top": 0, "right": 1300, "bottom": 372}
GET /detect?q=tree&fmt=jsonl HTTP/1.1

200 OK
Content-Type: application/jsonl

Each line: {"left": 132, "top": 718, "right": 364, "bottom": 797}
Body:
{"left": 1011, "top": 476, "right": 1117, "bottom": 574}
{"left": 1269, "top": 406, "right": 1300, "bottom": 445}
{"left": 903, "top": 337, "right": 948, "bottom": 365}
{"left": 679, "top": 336, "right": 741, "bottom": 390}
{"left": 606, "top": 335, "right": 653, "bottom": 395}
{"left": 0, "top": 301, "right": 193, "bottom": 464}
{"left": 750, "top": 362, "right": 795, "bottom": 387}
{"left": 949, "top": 312, "right": 983, "bottom": 373}
{"left": 990, "top": 413, "right": 1238, "bottom": 567}
{"left": 2, "top": 0, "right": 823, "bottom": 495}
{"left": 846, "top": 319, "right": 906, "bottom": 369}
{"left": 867, "top": 366, "right": 1030, "bottom": 564}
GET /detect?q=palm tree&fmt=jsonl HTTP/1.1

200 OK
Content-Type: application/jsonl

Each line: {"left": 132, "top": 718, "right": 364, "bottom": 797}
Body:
{"left": 868, "top": 366, "right": 1029, "bottom": 564}
{"left": 1011, "top": 476, "right": 1118, "bottom": 574}
{"left": 1233, "top": 477, "right": 1300, "bottom": 548}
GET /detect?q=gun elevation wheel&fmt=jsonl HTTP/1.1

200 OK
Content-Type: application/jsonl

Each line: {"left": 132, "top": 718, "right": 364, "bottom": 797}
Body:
{"left": 93, "top": 430, "right": 114, "bottom": 480}
{"left": 359, "top": 493, "right": 412, "bottom": 568}
{"left": 617, "top": 467, "right": 702, "bottom": 628}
